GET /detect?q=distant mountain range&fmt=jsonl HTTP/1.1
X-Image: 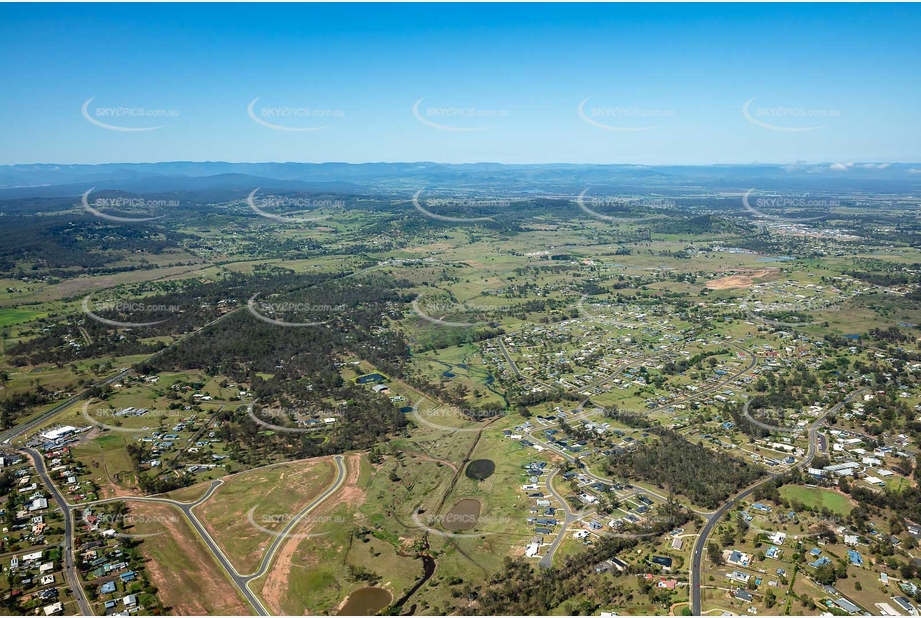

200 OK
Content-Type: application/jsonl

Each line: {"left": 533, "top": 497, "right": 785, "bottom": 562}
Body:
{"left": 1, "top": 162, "right": 918, "bottom": 198}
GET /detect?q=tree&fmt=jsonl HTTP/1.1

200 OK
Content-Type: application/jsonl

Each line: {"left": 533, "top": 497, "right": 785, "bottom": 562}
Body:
{"left": 708, "top": 542, "right": 724, "bottom": 565}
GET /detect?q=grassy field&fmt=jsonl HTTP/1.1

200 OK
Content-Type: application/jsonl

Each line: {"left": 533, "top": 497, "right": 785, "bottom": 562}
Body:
{"left": 779, "top": 485, "right": 854, "bottom": 515}
{"left": 129, "top": 502, "right": 251, "bottom": 615}
{"left": 0, "top": 307, "right": 47, "bottom": 327}
{"left": 249, "top": 455, "right": 425, "bottom": 615}
{"left": 193, "top": 458, "right": 338, "bottom": 574}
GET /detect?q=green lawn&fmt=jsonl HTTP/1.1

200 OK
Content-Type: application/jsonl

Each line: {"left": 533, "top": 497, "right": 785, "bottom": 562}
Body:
{"left": 779, "top": 485, "right": 854, "bottom": 515}
{"left": 0, "top": 307, "right": 46, "bottom": 327}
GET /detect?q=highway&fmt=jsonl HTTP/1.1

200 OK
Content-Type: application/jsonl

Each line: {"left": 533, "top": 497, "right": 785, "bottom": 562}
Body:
{"left": 0, "top": 368, "right": 132, "bottom": 446}
{"left": 689, "top": 388, "right": 867, "bottom": 615}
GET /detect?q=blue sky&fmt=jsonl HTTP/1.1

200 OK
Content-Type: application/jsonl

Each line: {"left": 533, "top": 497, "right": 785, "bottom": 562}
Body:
{"left": 2, "top": 3, "right": 919, "bottom": 165}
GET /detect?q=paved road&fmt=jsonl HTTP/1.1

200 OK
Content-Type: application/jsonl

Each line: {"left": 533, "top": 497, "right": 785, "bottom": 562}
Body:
{"left": 0, "top": 307, "right": 249, "bottom": 614}
{"left": 0, "top": 307, "right": 246, "bottom": 447}
{"left": 689, "top": 388, "right": 867, "bottom": 615}
{"left": 83, "top": 454, "right": 347, "bottom": 615}
{"left": 524, "top": 342, "right": 760, "bottom": 511}
{"left": 537, "top": 467, "right": 587, "bottom": 569}
{"left": 17, "top": 446, "right": 94, "bottom": 615}
{"left": 0, "top": 368, "right": 132, "bottom": 446}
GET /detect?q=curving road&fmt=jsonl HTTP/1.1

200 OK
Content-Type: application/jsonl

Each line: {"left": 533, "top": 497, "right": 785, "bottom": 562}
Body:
{"left": 16, "top": 446, "right": 94, "bottom": 616}
{"left": 538, "top": 467, "right": 588, "bottom": 569}
{"left": 82, "top": 454, "right": 347, "bottom": 615}
{"left": 689, "top": 388, "right": 867, "bottom": 615}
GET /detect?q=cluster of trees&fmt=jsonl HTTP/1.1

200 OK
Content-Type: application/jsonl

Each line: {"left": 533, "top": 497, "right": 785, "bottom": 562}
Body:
{"left": 0, "top": 387, "right": 56, "bottom": 429}
{"left": 460, "top": 536, "right": 639, "bottom": 615}
{"left": 602, "top": 406, "right": 655, "bottom": 429}
{"left": 0, "top": 214, "right": 180, "bottom": 273}
{"left": 605, "top": 430, "right": 765, "bottom": 509}
{"left": 662, "top": 349, "right": 727, "bottom": 375}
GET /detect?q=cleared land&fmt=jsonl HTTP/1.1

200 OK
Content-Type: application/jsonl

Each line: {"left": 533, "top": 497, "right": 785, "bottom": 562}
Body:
{"left": 130, "top": 502, "right": 250, "bottom": 615}
{"left": 193, "top": 458, "right": 338, "bottom": 575}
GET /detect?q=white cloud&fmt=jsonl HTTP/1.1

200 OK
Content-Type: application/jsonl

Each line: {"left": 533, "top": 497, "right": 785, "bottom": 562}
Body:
{"left": 858, "top": 163, "right": 891, "bottom": 169}
{"left": 829, "top": 162, "right": 851, "bottom": 171}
